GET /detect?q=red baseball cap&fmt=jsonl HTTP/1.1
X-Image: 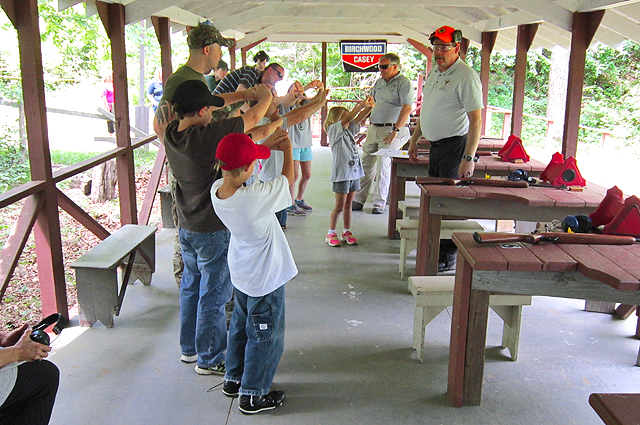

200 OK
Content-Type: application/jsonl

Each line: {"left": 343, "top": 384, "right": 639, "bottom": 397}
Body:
{"left": 429, "top": 26, "right": 460, "bottom": 44}
{"left": 216, "top": 133, "right": 271, "bottom": 170}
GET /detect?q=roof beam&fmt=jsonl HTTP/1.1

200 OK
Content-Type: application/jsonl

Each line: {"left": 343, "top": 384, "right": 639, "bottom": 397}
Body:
{"left": 600, "top": 8, "right": 640, "bottom": 43}
{"left": 577, "top": 0, "right": 640, "bottom": 12}
{"left": 124, "top": 0, "right": 176, "bottom": 24}
{"left": 498, "top": 0, "right": 573, "bottom": 32}
{"left": 472, "top": 10, "right": 541, "bottom": 31}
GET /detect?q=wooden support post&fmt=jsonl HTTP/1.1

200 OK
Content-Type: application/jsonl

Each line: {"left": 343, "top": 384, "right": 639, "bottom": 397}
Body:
{"left": 563, "top": 11, "right": 604, "bottom": 158}
{"left": 459, "top": 38, "right": 469, "bottom": 61}
{"left": 320, "top": 42, "right": 328, "bottom": 147}
{"left": 511, "top": 24, "right": 538, "bottom": 138}
{"left": 407, "top": 37, "right": 433, "bottom": 76}
{"left": 229, "top": 40, "right": 236, "bottom": 70}
{"left": 480, "top": 32, "right": 497, "bottom": 136}
{"left": 4, "top": 0, "right": 68, "bottom": 317}
{"left": 151, "top": 16, "right": 171, "bottom": 86}
{"left": 98, "top": 1, "right": 137, "bottom": 225}
{"left": 241, "top": 38, "right": 267, "bottom": 68}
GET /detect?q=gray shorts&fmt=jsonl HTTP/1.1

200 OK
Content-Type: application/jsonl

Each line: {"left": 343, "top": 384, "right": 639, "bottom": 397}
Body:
{"left": 332, "top": 179, "right": 361, "bottom": 194}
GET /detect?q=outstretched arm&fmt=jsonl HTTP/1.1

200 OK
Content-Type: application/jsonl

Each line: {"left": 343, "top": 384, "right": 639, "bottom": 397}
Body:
{"left": 284, "top": 84, "right": 327, "bottom": 127}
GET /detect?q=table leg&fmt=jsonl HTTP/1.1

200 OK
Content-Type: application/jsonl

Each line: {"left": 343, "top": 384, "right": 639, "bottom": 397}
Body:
{"left": 448, "top": 253, "right": 491, "bottom": 407}
{"left": 388, "top": 161, "right": 404, "bottom": 239}
{"left": 415, "top": 192, "right": 442, "bottom": 276}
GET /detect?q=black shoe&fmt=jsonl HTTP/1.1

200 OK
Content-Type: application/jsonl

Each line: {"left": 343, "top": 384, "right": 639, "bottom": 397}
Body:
{"left": 222, "top": 380, "right": 240, "bottom": 398}
{"left": 352, "top": 201, "right": 364, "bottom": 211}
{"left": 238, "top": 390, "right": 286, "bottom": 414}
{"left": 438, "top": 250, "right": 457, "bottom": 273}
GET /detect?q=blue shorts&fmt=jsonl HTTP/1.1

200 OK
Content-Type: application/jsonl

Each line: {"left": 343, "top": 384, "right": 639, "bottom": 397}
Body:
{"left": 332, "top": 179, "right": 361, "bottom": 194}
{"left": 293, "top": 147, "right": 313, "bottom": 162}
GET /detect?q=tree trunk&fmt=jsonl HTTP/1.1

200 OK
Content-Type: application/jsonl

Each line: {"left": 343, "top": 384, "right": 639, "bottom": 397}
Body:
{"left": 547, "top": 46, "right": 570, "bottom": 142}
{"left": 18, "top": 101, "right": 27, "bottom": 158}
{"left": 91, "top": 159, "right": 118, "bottom": 202}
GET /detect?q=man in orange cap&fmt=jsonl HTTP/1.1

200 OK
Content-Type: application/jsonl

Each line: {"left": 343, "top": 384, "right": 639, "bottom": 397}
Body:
{"left": 407, "top": 25, "right": 483, "bottom": 272}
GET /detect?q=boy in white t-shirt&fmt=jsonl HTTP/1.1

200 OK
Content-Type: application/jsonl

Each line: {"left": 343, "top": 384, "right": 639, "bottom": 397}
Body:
{"left": 210, "top": 128, "right": 296, "bottom": 415}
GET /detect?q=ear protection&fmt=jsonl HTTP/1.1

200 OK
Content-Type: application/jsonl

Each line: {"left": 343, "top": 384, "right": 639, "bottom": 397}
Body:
{"left": 562, "top": 215, "right": 593, "bottom": 233}
{"left": 451, "top": 29, "right": 463, "bottom": 44}
{"left": 31, "top": 313, "right": 66, "bottom": 346}
{"left": 508, "top": 169, "right": 535, "bottom": 183}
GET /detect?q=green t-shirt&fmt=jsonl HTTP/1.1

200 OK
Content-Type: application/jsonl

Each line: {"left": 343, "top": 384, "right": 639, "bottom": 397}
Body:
{"left": 155, "top": 65, "right": 205, "bottom": 120}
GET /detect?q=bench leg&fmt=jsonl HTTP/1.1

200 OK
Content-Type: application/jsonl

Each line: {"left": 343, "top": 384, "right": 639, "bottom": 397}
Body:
{"left": 585, "top": 300, "right": 616, "bottom": 314}
{"left": 491, "top": 305, "right": 523, "bottom": 361}
{"left": 399, "top": 237, "right": 417, "bottom": 280}
{"left": 413, "top": 306, "right": 446, "bottom": 362}
{"left": 76, "top": 268, "right": 118, "bottom": 328}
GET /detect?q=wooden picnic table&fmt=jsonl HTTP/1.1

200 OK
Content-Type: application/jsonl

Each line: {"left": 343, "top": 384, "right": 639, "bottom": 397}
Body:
{"left": 414, "top": 181, "right": 606, "bottom": 276}
{"left": 447, "top": 232, "right": 640, "bottom": 407}
{"left": 388, "top": 154, "right": 547, "bottom": 239}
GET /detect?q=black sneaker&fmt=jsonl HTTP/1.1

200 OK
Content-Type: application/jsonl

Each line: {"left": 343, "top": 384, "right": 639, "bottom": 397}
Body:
{"left": 222, "top": 380, "right": 240, "bottom": 398}
{"left": 238, "top": 390, "right": 286, "bottom": 414}
{"left": 352, "top": 201, "right": 364, "bottom": 211}
{"left": 438, "top": 250, "right": 457, "bottom": 273}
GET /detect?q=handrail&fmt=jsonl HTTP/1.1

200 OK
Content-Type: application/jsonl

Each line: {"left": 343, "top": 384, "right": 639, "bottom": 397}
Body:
{"left": 53, "top": 147, "right": 128, "bottom": 183}
{"left": 0, "top": 180, "right": 47, "bottom": 209}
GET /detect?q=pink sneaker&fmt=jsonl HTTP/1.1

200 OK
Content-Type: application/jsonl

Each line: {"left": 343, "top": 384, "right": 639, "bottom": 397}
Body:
{"left": 325, "top": 233, "right": 341, "bottom": 247}
{"left": 340, "top": 231, "right": 358, "bottom": 245}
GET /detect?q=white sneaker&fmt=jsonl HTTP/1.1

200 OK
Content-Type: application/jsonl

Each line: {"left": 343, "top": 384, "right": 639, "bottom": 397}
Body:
{"left": 180, "top": 354, "right": 198, "bottom": 363}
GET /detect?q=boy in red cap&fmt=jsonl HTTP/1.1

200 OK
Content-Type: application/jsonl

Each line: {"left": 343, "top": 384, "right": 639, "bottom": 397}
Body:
{"left": 165, "top": 79, "right": 273, "bottom": 377}
{"left": 210, "top": 128, "right": 295, "bottom": 414}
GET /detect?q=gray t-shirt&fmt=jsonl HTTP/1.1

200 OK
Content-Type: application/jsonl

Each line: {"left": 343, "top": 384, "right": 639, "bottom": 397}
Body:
{"left": 285, "top": 103, "right": 313, "bottom": 149}
{"left": 258, "top": 116, "right": 289, "bottom": 182}
{"left": 419, "top": 58, "right": 483, "bottom": 142}
{"left": 369, "top": 73, "right": 415, "bottom": 124}
{"left": 328, "top": 121, "right": 364, "bottom": 182}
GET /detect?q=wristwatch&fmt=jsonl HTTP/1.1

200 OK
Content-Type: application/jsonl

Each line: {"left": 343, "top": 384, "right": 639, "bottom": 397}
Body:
{"left": 392, "top": 125, "right": 400, "bottom": 132}
{"left": 462, "top": 154, "right": 478, "bottom": 162}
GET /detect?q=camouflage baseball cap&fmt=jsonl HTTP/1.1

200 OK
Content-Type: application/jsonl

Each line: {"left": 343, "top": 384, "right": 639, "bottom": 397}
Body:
{"left": 187, "top": 22, "right": 233, "bottom": 49}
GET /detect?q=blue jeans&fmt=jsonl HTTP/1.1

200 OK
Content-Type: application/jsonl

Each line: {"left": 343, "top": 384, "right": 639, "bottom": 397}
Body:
{"left": 178, "top": 228, "right": 233, "bottom": 367}
{"left": 276, "top": 208, "right": 287, "bottom": 228}
{"left": 225, "top": 285, "right": 285, "bottom": 396}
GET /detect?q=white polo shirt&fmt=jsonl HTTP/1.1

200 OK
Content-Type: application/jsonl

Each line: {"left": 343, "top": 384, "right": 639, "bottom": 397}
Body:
{"left": 420, "top": 58, "right": 483, "bottom": 142}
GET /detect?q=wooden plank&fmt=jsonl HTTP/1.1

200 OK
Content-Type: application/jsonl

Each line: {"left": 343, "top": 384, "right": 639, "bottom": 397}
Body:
{"left": 448, "top": 256, "right": 473, "bottom": 407}
{"left": 419, "top": 183, "right": 477, "bottom": 199}
{"left": 492, "top": 242, "right": 543, "bottom": 272}
{"left": 527, "top": 243, "right": 578, "bottom": 272}
{"left": 71, "top": 225, "right": 156, "bottom": 270}
{"left": 564, "top": 185, "right": 607, "bottom": 207}
{"left": 532, "top": 186, "right": 587, "bottom": 207}
{"left": 453, "top": 233, "right": 509, "bottom": 271}
{"left": 589, "top": 393, "right": 640, "bottom": 425}
{"left": 463, "top": 287, "right": 490, "bottom": 406}
{"left": 591, "top": 245, "right": 640, "bottom": 282}
{"left": 559, "top": 245, "right": 640, "bottom": 291}
{"left": 614, "top": 304, "right": 637, "bottom": 320}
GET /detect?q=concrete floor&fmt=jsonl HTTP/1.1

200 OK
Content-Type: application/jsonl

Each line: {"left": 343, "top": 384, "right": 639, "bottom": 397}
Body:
{"left": 48, "top": 146, "right": 639, "bottom": 425}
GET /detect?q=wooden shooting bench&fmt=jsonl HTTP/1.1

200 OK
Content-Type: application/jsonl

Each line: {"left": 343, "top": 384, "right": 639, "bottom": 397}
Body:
{"left": 388, "top": 154, "right": 547, "bottom": 239}
{"left": 71, "top": 224, "right": 156, "bottom": 327}
{"left": 447, "top": 232, "right": 640, "bottom": 407}
{"left": 414, "top": 179, "right": 605, "bottom": 276}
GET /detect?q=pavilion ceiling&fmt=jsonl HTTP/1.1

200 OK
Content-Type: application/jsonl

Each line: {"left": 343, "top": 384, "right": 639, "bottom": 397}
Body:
{"left": 59, "top": 0, "right": 640, "bottom": 51}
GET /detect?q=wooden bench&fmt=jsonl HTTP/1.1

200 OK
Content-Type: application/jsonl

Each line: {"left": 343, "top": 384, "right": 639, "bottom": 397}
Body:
{"left": 398, "top": 198, "right": 420, "bottom": 219}
{"left": 396, "top": 219, "right": 485, "bottom": 279}
{"left": 589, "top": 393, "right": 640, "bottom": 425}
{"left": 408, "top": 276, "right": 532, "bottom": 362}
{"left": 71, "top": 224, "right": 157, "bottom": 328}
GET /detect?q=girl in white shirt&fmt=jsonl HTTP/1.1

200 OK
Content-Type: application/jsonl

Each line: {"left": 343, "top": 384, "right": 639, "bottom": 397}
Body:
{"left": 324, "top": 96, "right": 374, "bottom": 247}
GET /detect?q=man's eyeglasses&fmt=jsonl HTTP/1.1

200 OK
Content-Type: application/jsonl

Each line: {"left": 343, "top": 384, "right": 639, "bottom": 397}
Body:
{"left": 379, "top": 64, "right": 394, "bottom": 70}
{"left": 275, "top": 69, "right": 284, "bottom": 79}
{"left": 432, "top": 44, "right": 456, "bottom": 52}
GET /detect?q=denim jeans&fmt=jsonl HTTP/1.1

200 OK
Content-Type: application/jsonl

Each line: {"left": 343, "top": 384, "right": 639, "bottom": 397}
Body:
{"left": 225, "top": 285, "right": 285, "bottom": 396}
{"left": 276, "top": 208, "right": 287, "bottom": 228}
{"left": 179, "top": 227, "right": 233, "bottom": 367}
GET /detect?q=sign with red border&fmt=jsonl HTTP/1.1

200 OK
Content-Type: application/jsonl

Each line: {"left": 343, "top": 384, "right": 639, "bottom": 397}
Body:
{"left": 341, "top": 40, "right": 387, "bottom": 73}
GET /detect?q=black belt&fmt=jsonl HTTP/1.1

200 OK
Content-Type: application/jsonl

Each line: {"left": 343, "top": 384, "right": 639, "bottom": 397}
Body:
{"left": 372, "top": 123, "right": 407, "bottom": 127}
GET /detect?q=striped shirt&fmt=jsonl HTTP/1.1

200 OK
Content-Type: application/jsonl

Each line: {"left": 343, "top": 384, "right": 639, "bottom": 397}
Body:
{"left": 213, "top": 66, "right": 262, "bottom": 94}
